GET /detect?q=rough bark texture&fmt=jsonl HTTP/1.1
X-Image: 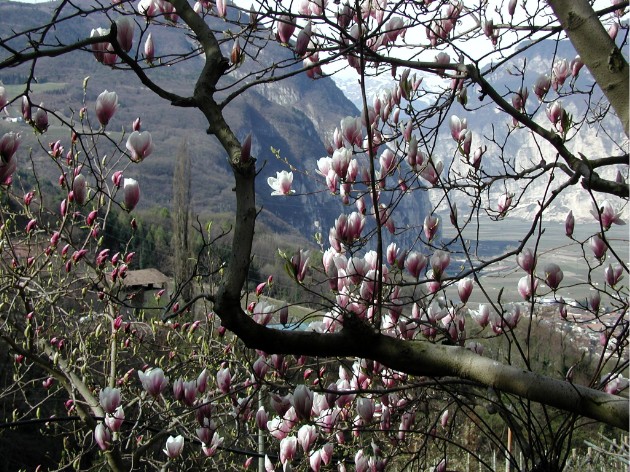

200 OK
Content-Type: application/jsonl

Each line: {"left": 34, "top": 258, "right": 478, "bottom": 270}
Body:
{"left": 549, "top": 0, "right": 629, "bottom": 135}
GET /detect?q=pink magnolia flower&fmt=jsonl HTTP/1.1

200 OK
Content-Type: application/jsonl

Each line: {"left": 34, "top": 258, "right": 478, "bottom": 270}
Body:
{"left": 546, "top": 101, "right": 564, "bottom": 125}
{"left": 280, "top": 436, "right": 297, "bottom": 465}
{"left": 472, "top": 304, "right": 490, "bottom": 328}
{"left": 277, "top": 15, "right": 296, "bottom": 43}
{"left": 99, "top": 387, "right": 121, "bottom": 414}
{"left": 72, "top": 174, "right": 87, "bottom": 205}
{"left": 295, "top": 20, "right": 312, "bottom": 56}
{"left": 202, "top": 433, "right": 224, "bottom": 457}
{"left": 419, "top": 159, "right": 443, "bottom": 185}
{"left": 297, "top": 424, "right": 318, "bottom": 453}
{"left": 341, "top": 116, "right": 362, "bottom": 147}
{"left": 105, "top": 406, "right": 125, "bottom": 432}
{"left": 138, "top": 367, "right": 168, "bottom": 396}
{"left": 291, "top": 249, "right": 310, "bottom": 282}
{"left": 508, "top": 0, "right": 517, "bottom": 16}
{"left": 406, "top": 251, "right": 428, "bottom": 279}
{"left": 589, "top": 234, "right": 607, "bottom": 260}
{"left": 331, "top": 148, "right": 352, "bottom": 179}
{"left": 570, "top": 55, "right": 584, "bottom": 77}
{"left": 423, "top": 214, "right": 439, "bottom": 241}
{"left": 565, "top": 210, "right": 574, "bottom": 237}
{"left": 123, "top": 178, "right": 140, "bottom": 211}
{"left": 309, "top": 450, "right": 322, "bottom": 472}
{"left": 0, "top": 132, "right": 20, "bottom": 163}
{"left": 144, "top": 33, "right": 154, "bottom": 63}
{"left": 517, "top": 275, "right": 538, "bottom": 300}
{"left": 469, "top": 145, "right": 486, "bottom": 169}
{"left": 94, "top": 423, "right": 111, "bottom": 450}
{"left": 96, "top": 90, "right": 119, "bottom": 126}
{"left": 216, "top": 0, "right": 227, "bottom": 17}
{"left": 386, "top": 242, "right": 399, "bottom": 266}
{"left": 90, "top": 27, "right": 110, "bottom": 63}
{"left": 448, "top": 115, "right": 467, "bottom": 141}
{"left": 33, "top": 104, "right": 48, "bottom": 133}
{"left": 292, "top": 384, "right": 313, "bottom": 420}
{"left": 497, "top": 193, "right": 512, "bottom": 215}
{"left": 458, "top": 278, "right": 473, "bottom": 303}
{"left": 126, "top": 130, "right": 154, "bottom": 162}
{"left": 116, "top": 16, "right": 134, "bottom": 52}
{"left": 552, "top": 58, "right": 569, "bottom": 90}
{"left": 355, "top": 450, "right": 369, "bottom": 472}
{"left": 163, "top": 435, "right": 184, "bottom": 459}
{"left": 533, "top": 74, "right": 551, "bottom": 100}
{"left": 430, "top": 250, "right": 450, "bottom": 280}
{"left": 267, "top": 170, "right": 294, "bottom": 195}
{"left": 516, "top": 248, "right": 536, "bottom": 273}
{"left": 21, "top": 95, "right": 31, "bottom": 121}
{"left": 590, "top": 200, "right": 626, "bottom": 230}
{"left": 216, "top": 367, "right": 231, "bottom": 393}
{"left": 604, "top": 264, "right": 623, "bottom": 287}
{"left": 544, "top": 263, "right": 563, "bottom": 290}
{"left": 356, "top": 397, "right": 375, "bottom": 423}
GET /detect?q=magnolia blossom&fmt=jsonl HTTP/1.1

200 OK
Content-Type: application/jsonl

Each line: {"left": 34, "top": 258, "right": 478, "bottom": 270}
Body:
{"left": 589, "top": 234, "right": 607, "bottom": 260}
{"left": 94, "top": 423, "right": 111, "bottom": 450}
{"left": 552, "top": 58, "right": 569, "bottom": 90}
{"left": 126, "top": 130, "right": 154, "bottom": 162}
{"left": 0, "top": 132, "right": 20, "bottom": 184}
{"left": 497, "top": 193, "right": 512, "bottom": 215}
{"left": 297, "top": 424, "right": 318, "bottom": 453}
{"left": 590, "top": 200, "right": 626, "bottom": 230}
{"left": 565, "top": 210, "right": 575, "bottom": 237}
{"left": 604, "top": 264, "right": 623, "bottom": 287}
{"left": 0, "top": 86, "right": 6, "bottom": 110}
{"left": 217, "top": 366, "right": 231, "bottom": 393}
{"left": 340, "top": 116, "right": 362, "bottom": 147}
{"left": 295, "top": 20, "right": 312, "bottom": 56}
{"left": 516, "top": 248, "right": 535, "bottom": 273}
{"left": 99, "top": 386, "right": 121, "bottom": 414}
{"left": 277, "top": 14, "right": 296, "bottom": 43}
{"left": 544, "top": 263, "right": 563, "bottom": 290}
{"left": 138, "top": 367, "right": 168, "bottom": 396}
{"left": 280, "top": 436, "right": 297, "bottom": 465}
{"left": 292, "top": 384, "right": 313, "bottom": 420}
{"left": 96, "top": 90, "right": 118, "bottom": 126}
{"left": 163, "top": 435, "right": 184, "bottom": 459}
{"left": 533, "top": 74, "right": 551, "bottom": 100}
{"left": 123, "top": 178, "right": 140, "bottom": 211}
{"left": 423, "top": 215, "right": 439, "bottom": 241}
{"left": 90, "top": 27, "right": 110, "bottom": 63}
{"left": 291, "top": 249, "right": 310, "bottom": 282}
{"left": 202, "top": 433, "right": 224, "bottom": 457}
{"left": 144, "top": 33, "right": 155, "bottom": 63}
{"left": 105, "top": 405, "right": 125, "bottom": 432}
{"left": 518, "top": 275, "right": 538, "bottom": 300}
{"left": 406, "top": 252, "right": 428, "bottom": 279}
{"left": 33, "top": 105, "right": 48, "bottom": 132}
{"left": 116, "top": 16, "right": 134, "bottom": 52}
{"left": 448, "top": 115, "right": 467, "bottom": 141}
{"left": 458, "top": 278, "right": 473, "bottom": 303}
{"left": 268, "top": 170, "right": 294, "bottom": 195}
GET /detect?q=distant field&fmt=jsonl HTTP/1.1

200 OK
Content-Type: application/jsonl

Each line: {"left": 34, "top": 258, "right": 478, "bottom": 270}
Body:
{"left": 2, "top": 82, "right": 68, "bottom": 97}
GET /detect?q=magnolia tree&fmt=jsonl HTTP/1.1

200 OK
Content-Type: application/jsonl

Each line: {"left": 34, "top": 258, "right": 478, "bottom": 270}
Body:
{"left": 0, "top": 0, "right": 628, "bottom": 471}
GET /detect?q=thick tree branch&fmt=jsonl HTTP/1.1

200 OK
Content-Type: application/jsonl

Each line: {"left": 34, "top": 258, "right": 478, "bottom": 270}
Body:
{"left": 214, "top": 303, "right": 629, "bottom": 430}
{"left": 548, "top": 0, "right": 629, "bottom": 136}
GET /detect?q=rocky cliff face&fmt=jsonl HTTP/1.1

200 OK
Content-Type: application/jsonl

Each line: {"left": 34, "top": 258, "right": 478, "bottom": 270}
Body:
{"left": 334, "top": 39, "right": 628, "bottom": 224}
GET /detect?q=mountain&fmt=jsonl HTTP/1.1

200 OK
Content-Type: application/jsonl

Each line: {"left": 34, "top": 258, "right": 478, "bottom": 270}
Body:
{"left": 332, "top": 39, "right": 628, "bottom": 223}
{"left": 1, "top": 0, "right": 407, "bottom": 248}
